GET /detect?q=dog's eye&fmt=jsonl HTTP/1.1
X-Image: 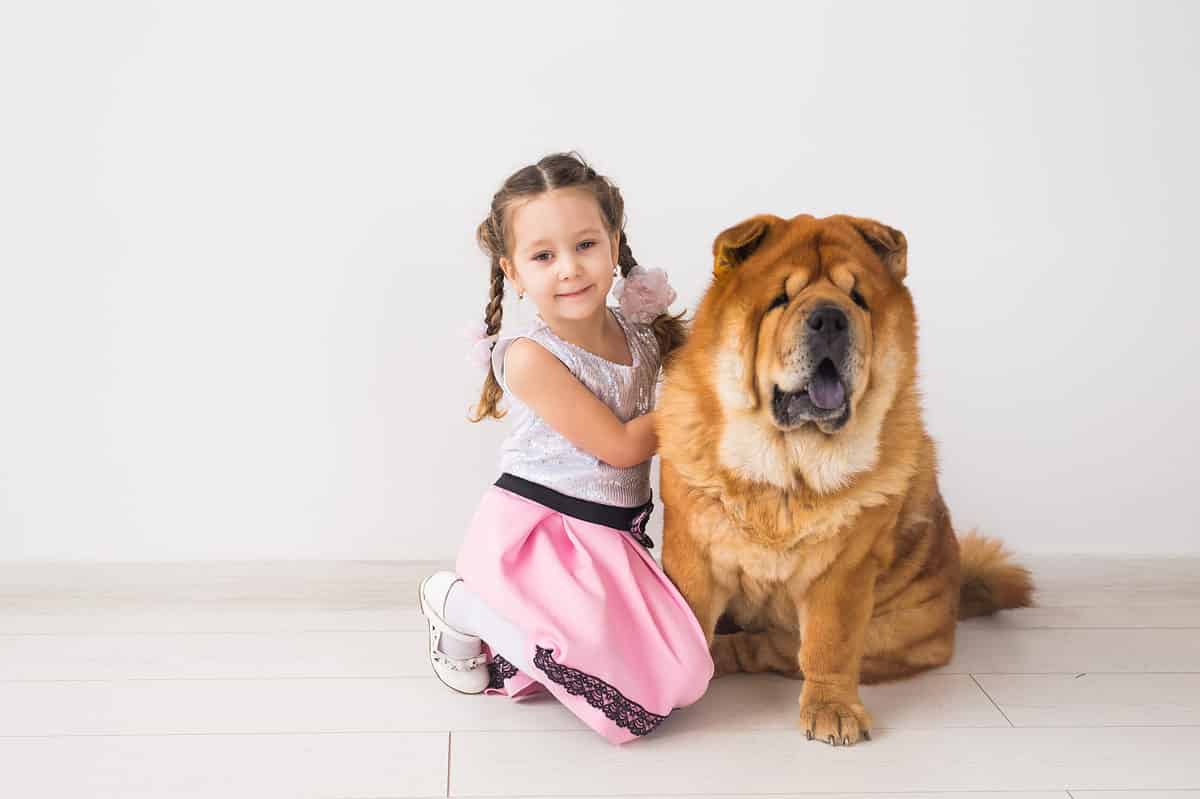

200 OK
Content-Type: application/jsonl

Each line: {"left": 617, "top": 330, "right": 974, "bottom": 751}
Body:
{"left": 851, "top": 288, "right": 869, "bottom": 312}
{"left": 768, "top": 292, "right": 789, "bottom": 311}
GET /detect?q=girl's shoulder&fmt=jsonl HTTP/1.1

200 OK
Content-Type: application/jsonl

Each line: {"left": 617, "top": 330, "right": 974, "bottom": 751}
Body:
{"left": 490, "top": 318, "right": 580, "bottom": 395}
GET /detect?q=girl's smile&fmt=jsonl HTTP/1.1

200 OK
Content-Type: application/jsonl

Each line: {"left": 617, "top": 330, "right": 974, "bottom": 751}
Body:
{"left": 557, "top": 284, "right": 594, "bottom": 299}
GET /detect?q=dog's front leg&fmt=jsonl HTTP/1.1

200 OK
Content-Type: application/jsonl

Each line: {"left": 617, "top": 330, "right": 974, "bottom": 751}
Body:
{"left": 662, "top": 516, "right": 730, "bottom": 649}
{"left": 660, "top": 463, "right": 733, "bottom": 650}
{"left": 792, "top": 553, "right": 878, "bottom": 746}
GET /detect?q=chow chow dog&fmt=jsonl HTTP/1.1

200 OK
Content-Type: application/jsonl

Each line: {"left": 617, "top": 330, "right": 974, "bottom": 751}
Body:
{"left": 657, "top": 213, "right": 1033, "bottom": 746}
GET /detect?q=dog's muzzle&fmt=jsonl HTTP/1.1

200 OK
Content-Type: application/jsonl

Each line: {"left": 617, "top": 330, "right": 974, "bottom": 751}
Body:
{"left": 771, "top": 304, "right": 853, "bottom": 432}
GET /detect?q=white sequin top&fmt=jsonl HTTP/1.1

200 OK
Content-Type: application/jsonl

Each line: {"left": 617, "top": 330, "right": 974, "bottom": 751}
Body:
{"left": 490, "top": 306, "right": 661, "bottom": 508}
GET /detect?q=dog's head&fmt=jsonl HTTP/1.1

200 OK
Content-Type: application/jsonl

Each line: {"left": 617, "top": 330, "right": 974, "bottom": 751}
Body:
{"left": 679, "top": 213, "right": 917, "bottom": 492}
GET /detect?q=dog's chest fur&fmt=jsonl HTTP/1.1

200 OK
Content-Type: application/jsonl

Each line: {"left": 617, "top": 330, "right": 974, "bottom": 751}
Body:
{"left": 701, "top": 501, "right": 850, "bottom": 630}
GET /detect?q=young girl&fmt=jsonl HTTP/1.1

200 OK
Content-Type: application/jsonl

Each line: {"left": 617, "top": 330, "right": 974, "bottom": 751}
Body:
{"left": 418, "top": 152, "right": 713, "bottom": 744}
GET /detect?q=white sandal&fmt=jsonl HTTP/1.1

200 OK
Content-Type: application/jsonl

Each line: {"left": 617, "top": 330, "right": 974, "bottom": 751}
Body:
{"left": 418, "top": 571, "right": 490, "bottom": 694}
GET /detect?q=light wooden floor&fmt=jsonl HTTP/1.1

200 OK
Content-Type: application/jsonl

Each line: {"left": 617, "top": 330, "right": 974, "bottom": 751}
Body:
{"left": 1, "top": 557, "right": 1198, "bottom": 798}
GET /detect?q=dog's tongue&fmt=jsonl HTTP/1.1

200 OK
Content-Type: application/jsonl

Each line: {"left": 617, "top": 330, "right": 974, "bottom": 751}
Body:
{"left": 810, "top": 360, "right": 845, "bottom": 410}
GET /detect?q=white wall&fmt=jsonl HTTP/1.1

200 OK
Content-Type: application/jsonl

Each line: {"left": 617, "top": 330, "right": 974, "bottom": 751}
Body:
{"left": 1, "top": 0, "right": 1196, "bottom": 560}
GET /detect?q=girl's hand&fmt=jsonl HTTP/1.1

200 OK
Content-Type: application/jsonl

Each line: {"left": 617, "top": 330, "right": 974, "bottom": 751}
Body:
{"left": 504, "top": 339, "right": 657, "bottom": 468}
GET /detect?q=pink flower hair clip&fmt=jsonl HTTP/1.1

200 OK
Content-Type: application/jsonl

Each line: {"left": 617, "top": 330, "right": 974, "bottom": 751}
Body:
{"left": 611, "top": 265, "right": 677, "bottom": 325}
{"left": 462, "top": 320, "right": 499, "bottom": 371}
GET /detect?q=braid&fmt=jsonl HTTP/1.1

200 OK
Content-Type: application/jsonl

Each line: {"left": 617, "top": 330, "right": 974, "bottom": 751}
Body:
{"left": 468, "top": 214, "right": 510, "bottom": 422}
{"left": 485, "top": 258, "right": 505, "bottom": 335}
{"left": 617, "top": 230, "right": 638, "bottom": 277}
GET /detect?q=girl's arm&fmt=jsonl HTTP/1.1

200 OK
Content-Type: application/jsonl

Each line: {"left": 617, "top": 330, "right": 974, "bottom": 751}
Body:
{"left": 503, "top": 339, "right": 657, "bottom": 469}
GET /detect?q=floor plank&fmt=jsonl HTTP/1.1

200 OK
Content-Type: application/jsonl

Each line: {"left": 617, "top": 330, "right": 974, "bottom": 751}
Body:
{"left": 0, "top": 631, "right": 427, "bottom": 680}
{"left": 0, "top": 671, "right": 1005, "bottom": 737}
{"left": 0, "top": 560, "right": 449, "bottom": 599}
{"left": 0, "top": 732, "right": 447, "bottom": 798}
{"left": 0, "top": 677, "right": 575, "bottom": 736}
{"left": 1028, "top": 560, "right": 1200, "bottom": 615}
{"left": 947, "top": 624, "right": 1200, "bottom": 673}
{"left": 0, "top": 607, "right": 425, "bottom": 634}
{"left": 449, "top": 727, "right": 1200, "bottom": 795}
{"left": 993, "top": 605, "right": 1200, "bottom": 629}
{"left": 975, "top": 673, "right": 1200, "bottom": 726}
{"left": 1075, "top": 787, "right": 1200, "bottom": 791}
{"left": 0, "top": 561, "right": 444, "bottom": 634}
{"left": 492, "top": 794, "right": 1071, "bottom": 799}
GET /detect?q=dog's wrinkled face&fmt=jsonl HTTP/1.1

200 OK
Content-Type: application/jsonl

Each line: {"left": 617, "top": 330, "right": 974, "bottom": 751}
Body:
{"left": 705, "top": 213, "right": 912, "bottom": 437}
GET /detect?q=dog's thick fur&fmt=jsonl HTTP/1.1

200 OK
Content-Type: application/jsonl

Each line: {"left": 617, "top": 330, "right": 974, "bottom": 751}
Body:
{"left": 657, "top": 213, "right": 1033, "bottom": 746}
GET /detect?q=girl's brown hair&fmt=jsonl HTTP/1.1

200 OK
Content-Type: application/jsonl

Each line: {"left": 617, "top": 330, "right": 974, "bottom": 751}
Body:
{"left": 469, "top": 151, "right": 686, "bottom": 423}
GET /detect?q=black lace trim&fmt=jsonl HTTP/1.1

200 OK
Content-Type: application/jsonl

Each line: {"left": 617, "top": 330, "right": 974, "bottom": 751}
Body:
{"left": 487, "top": 654, "right": 519, "bottom": 690}
{"left": 628, "top": 501, "right": 654, "bottom": 549}
{"left": 532, "top": 646, "right": 668, "bottom": 736}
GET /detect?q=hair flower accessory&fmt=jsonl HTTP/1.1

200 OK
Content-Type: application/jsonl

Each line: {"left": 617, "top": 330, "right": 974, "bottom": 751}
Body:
{"left": 462, "top": 320, "right": 499, "bottom": 371}
{"left": 611, "top": 265, "right": 677, "bottom": 325}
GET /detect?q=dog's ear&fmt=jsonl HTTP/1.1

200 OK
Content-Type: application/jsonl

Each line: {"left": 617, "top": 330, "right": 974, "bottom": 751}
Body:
{"left": 713, "top": 215, "right": 775, "bottom": 277}
{"left": 845, "top": 217, "right": 907, "bottom": 281}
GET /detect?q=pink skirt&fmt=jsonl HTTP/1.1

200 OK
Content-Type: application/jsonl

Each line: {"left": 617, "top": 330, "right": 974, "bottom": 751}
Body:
{"left": 454, "top": 475, "right": 714, "bottom": 744}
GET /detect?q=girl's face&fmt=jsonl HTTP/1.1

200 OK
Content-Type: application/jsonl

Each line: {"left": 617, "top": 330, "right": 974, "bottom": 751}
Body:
{"left": 500, "top": 188, "right": 621, "bottom": 325}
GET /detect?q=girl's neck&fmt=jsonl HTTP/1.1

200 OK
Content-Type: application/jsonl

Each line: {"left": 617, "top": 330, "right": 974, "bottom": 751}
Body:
{"left": 540, "top": 305, "right": 627, "bottom": 363}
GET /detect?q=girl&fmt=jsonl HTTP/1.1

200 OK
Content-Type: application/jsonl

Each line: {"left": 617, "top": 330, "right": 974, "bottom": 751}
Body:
{"left": 418, "top": 152, "right": 713, "bottom": 744}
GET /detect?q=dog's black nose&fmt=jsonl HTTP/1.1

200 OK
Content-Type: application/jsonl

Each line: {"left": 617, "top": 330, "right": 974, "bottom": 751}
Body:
{"left": 806, "top": 304, "right": 849, "bottom": 360}
{"left": 807, "top": 304, "right": 848, "bottom": 335}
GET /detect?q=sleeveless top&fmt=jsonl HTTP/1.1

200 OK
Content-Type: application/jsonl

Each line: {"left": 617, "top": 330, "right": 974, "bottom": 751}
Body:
{"left": 490, "top": 306, "right": 661, "bottom": 508}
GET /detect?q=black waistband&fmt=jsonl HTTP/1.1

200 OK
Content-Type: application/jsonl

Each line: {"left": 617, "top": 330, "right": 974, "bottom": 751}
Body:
{"left": 494, "top": 472, "right": 655, "bottom": 549}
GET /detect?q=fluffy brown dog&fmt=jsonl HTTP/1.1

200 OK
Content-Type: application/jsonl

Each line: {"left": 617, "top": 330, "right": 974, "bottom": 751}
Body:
{"left": 657, "top": 213, "right": 1033, "bottom": 746}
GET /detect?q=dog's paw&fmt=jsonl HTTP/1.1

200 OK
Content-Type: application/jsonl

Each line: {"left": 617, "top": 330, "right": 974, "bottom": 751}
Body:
{"left": 798, "top": 696, "right": 872, "bottom": 746}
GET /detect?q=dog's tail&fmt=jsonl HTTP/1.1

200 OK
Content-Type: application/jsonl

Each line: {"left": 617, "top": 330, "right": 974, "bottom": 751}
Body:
{"left": 957, "top": 531, "right": 1035, "bottom": 620}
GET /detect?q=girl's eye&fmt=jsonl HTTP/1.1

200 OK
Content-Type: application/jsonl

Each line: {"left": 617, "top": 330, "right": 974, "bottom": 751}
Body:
{"left": 578, "top": 240, "right": 595, "bottom": 250}
{"left": 850, "top": 287, "right": 869, "bottom": 311}
{"left": 768, "top": 292, "right": 789, "bottom": 311}
{"left": 533, "top": 252, "right": 551, "bottom": 262}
